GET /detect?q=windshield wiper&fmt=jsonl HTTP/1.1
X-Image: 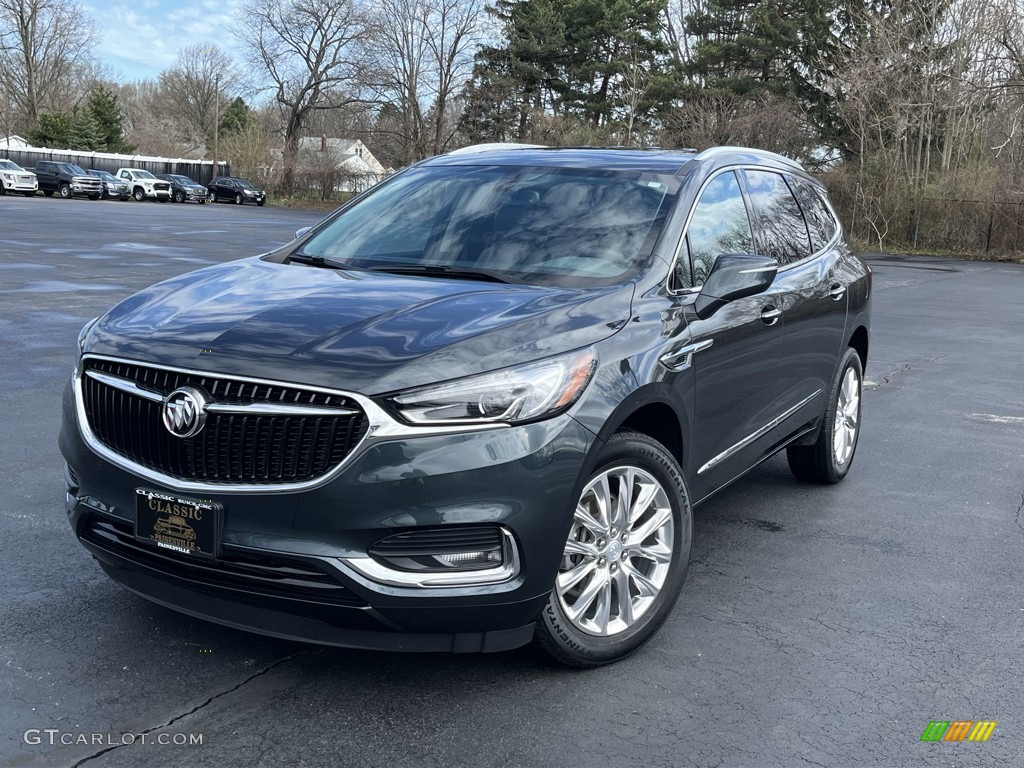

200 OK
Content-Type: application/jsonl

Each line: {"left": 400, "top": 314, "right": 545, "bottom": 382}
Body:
{"left": 289, "top": 253, "right": 349, "bottom": 270}
{"left": 366, "top": 264, "right": 511, "bottom": 284}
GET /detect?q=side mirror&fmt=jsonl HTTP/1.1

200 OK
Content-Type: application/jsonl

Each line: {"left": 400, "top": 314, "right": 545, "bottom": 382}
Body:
{"left": 694, "top": 254, "right": 778, "bottom": 320}
{"left": 295, "top": 226, "right": 311, "bottom": 240}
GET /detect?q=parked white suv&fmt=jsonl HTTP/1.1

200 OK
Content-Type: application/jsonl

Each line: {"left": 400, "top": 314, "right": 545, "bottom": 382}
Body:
{"left": 0, "top": 159, "right": 38, "bottom": 196}
{"left": 116, "top": 168, "right": 171, "bottom": 202}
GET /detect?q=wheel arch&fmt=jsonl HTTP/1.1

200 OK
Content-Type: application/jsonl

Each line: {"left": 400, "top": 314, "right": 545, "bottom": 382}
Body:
{"left": 584, "top": 384, "right": 689, "bottom": 472}
{"left": 848, "top": 325, "right": 869, "bottom": 372}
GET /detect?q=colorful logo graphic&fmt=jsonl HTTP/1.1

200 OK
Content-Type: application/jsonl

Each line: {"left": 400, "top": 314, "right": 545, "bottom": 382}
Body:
{"left": 920, "top": 721, "right": 997, "bottom": 742}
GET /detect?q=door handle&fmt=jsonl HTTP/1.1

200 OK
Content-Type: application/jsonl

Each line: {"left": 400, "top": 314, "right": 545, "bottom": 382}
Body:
{"left": 829, "top": 283, "right": 846, "bottom": 301}
{"left": 760, "top": 306, "right": 782, "bottom": 326}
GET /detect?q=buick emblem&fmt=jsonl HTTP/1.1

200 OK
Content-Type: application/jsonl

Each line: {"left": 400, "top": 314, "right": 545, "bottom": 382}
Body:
{"left": 162, "top": 386, "right": 208, "bottom": 438}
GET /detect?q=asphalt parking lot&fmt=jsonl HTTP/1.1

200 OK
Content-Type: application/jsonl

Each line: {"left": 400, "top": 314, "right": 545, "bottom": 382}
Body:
{"left": 1, "top": 195, "right": 1022, "bottom": 768}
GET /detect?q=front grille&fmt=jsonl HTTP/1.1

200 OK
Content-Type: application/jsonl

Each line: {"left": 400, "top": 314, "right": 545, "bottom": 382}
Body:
{"left": 154, "top": 183, "right": 170, "bottom": 191}
{"left": 82, "top": 515, "right": 366, "bottom": 606}
{"left": 81, "top": 358, "right": 369, "bottom": 485}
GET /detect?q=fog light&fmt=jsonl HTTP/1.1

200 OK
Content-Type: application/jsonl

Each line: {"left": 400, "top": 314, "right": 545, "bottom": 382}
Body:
{"left": 369, "top": 525, "right": 508, "bottom": 573}
{"left": 434, "top": 549, "right": 503, "bottom": 569}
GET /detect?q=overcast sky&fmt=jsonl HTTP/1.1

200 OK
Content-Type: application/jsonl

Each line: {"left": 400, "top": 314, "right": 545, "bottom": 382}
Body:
{"left": 83, "top": 0, "right": 244, "bottom": 82}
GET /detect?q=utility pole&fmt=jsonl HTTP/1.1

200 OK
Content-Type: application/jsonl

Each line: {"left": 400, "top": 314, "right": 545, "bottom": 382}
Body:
{"left": 212, "top": 73, "right": 220, "bottom": 182}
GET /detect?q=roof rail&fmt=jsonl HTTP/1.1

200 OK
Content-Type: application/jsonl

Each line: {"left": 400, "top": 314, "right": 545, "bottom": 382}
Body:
{"left": 695, "top": 146, "right": 804, "bottom": 170}
{"left": 447, "top": 142, "right": 546, "bottom": 155}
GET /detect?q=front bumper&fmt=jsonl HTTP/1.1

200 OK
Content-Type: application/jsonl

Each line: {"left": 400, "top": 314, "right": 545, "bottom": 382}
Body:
{"left": 60, "top": 378, "right": 596, "bottom": 652}
{"left": 4, "top": 179, "right": 36, "bottom": 192}
{"left": 70, "top": 182, "right": 102, "bottom": 195}
{"left": 185, "top": 189, "right": 209, "bottom": 202}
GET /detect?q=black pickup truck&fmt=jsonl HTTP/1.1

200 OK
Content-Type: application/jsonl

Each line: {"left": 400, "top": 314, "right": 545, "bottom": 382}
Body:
{"left": 34, "top": 161, "right": 103, "bottom": 199}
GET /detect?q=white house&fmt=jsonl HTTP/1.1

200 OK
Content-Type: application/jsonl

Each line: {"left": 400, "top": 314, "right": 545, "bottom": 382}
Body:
{"left": 297, "top": 137, "right": 390, "bottom": 192}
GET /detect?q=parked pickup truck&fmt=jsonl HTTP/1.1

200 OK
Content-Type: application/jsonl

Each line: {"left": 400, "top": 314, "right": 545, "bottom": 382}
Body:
{"left": 116, "top": 168, "right": 171, "bottom": 202}
{"left": 34, "top": 161, "right": 102, "bottom": 199}
{"left": 0, "top": 159, "right": 37, "bottom": 196}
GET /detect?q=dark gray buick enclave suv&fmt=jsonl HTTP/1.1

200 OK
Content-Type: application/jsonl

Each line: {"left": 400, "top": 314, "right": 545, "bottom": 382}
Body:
{"left": 60, "top": 145, "right": 870, "bottom": 666}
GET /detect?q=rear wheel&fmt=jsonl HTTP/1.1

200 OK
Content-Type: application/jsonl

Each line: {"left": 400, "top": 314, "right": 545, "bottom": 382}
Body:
{"left": 787, "top": 347, "right": 863, "bottom": 484}
{"left": 59, "top": 183, "right": 71, "bottom": 199}
{"left": 535, "top": 431, "right": 692, "bottom": 667}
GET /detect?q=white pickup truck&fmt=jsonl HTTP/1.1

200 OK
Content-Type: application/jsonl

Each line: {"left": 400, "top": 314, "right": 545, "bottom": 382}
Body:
{"left": 116, "top": 168, "right": 171, "bottom": 202}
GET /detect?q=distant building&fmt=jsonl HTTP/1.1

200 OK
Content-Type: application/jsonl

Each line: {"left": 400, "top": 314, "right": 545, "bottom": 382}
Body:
{"left": 297, "top": 137, "right": 391, "bottom": 193}
{"left": 0, "top": 135, "right": 31, "bottom": 150}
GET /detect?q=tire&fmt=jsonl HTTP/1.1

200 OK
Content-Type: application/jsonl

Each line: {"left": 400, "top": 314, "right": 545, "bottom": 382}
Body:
{"left": 133, "top": 187, "right": 145, "bottom": 202}
{"left": 173, "top": 190, "right": 185, "bottom": 203}
{"left": 0, "top": 181, "right": 5, "bottom": 195}
{"left": 534, "top": 430, "right": 692, "bottom": 668}
{"left": 787, "top": 347, "right": 864, "bottom": 484}
{"left": 235, "top": 193, "right": 243, "bottom": 205}
{"left": 59, "top": 183, "right": 71, "bottom": 199}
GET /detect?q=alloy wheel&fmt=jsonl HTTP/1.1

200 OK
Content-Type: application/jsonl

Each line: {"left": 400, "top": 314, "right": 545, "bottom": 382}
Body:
{"left": 832, "top": 367, "right": 860, "bottom": 466}
{"left": 556, "top": 466, "right": 674, "bottom": 637}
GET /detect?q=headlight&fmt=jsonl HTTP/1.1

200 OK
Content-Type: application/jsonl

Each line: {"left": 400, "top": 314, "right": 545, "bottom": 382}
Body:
{"left": 388, "top": 349, "right": 596, "bottom": 425}
{"left": 2, "top": 173, "right": 12, "bottom": 180}
{"left": 243, "top": 189, "right": 256, "bottom": 196}
{"left": 78, "top": 317, "right": 100, "bottom": 353}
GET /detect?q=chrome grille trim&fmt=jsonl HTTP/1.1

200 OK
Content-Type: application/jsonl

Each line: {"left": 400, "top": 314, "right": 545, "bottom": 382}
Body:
{"left": 75, "top": 354, "right": 507, "bottom": 494}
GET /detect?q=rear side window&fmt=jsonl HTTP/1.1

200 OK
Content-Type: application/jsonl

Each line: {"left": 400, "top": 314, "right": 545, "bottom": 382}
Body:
{"left": 743, "top": 170, "right": 812, "bottom": 264}
{"left": 685, "top": 171, "right": 754, "bottom": 286}
{"left": 790, "top": 178, "right": 838, "bottom": 252}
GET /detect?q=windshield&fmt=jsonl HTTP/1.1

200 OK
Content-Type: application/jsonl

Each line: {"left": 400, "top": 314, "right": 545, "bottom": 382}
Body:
{"left": 92, "top": 171, "right": 115, "bottom": 181}
{"left": 132, "top": 170, "right": 156, "bottom": 179}
{"left": 62, "top": 164, "right": 87, "bottom": 175}
{"left": 236, "top": 178, "right": 256, "bottom": 189}
{"left": 172, "top": 175, "right": 194, "bottom": 184}
{"left": 297, "top": 165, "right": 678, "bottom": 286}
{"left": 0, "top": 160, "right": 20, "bottom": 171}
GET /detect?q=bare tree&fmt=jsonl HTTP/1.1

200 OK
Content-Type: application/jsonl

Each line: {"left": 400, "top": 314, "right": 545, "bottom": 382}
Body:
{"left": 363, "top": 0, "right": 480, "bottom": 164}
{"left": 236, "top": 0, "right": 368, "bottom": 193}
{"left": 0, "top": 0, "right": 97, "bottom": 128}
{"left": 158, "top": 43, "right": 242, "bottom": 149}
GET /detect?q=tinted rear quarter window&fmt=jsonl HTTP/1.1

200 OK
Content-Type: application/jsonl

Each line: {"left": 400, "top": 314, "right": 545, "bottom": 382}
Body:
{"left": 743, "top": 170, "right": 812, "bottom": 264}
{"left": 790, "top": 178, "right": 838, "bottom": 252}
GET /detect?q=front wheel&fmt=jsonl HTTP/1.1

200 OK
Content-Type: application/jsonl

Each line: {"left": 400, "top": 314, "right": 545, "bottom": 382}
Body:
{"left": 133, "top": 187, "right": 145, "bottom": 202}
{"left": 787, "top": 347, "right": 863, "bottom": 484}
{"left": 234, "top": 193, "right": 243, "bottom": 205}
{"left": 59, "top": 184, "right": 71, "bottom": 199}
{"left": 534, "top": 431, "right": 692, "bottom": 667}
{"left": 173, "top": 190, "right": 185, "bottom": 203}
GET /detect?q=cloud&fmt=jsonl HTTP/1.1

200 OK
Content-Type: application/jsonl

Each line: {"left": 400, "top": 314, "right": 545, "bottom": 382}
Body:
{"left": 85, "top": 0, "right": 245, "bottom": 81}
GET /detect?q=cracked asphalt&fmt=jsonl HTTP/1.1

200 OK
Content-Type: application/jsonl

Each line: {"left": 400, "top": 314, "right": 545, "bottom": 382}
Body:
{"left": 1, "top": 197, "right": 1022, "bottom": 767}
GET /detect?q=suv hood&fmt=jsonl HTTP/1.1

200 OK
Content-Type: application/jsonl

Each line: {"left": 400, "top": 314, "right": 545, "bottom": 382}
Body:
{"left": 87, "top": 256, "right": 633, "bottom": 395}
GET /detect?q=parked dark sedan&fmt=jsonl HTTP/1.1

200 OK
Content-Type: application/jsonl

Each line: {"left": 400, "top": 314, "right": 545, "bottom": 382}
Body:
{"left": 62, "top": 145, "right": 869, "bottom": 667}
{"left": 207, "top": 176, "right": 266, "bottom": 206}
{"left": 156, "top": 174, "right": 209, "bottom": 204}
{"left": 87, "top": 170, "right": 131, "bottom": 200}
